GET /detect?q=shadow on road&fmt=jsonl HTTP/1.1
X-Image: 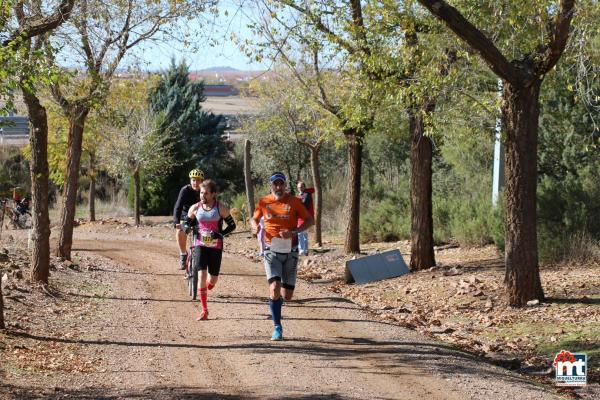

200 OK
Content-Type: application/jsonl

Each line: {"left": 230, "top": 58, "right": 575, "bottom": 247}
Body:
{"left": 4, "top": 330, "right": 554, "bottom": 391}
{"left": 546, "top": 296, "right": 600, "bottom": 304}
{"left": 0, "top": 384, "right": 359, "bottom": 400}
{"left": 66, "top": 292, "right": 194, "bottom": 304}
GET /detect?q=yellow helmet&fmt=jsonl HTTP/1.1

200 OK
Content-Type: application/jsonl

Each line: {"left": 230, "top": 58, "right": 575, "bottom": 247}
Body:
{"left": 188, "top": 169, "right": 204, "bottom": 179}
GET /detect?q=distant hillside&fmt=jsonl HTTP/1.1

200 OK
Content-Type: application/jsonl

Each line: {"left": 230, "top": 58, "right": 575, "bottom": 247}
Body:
{"left": 189, "top": 68, "right": 267, "bottom": 86}
{"left": 198, "top": 66, "right": 241, "bottom": 73}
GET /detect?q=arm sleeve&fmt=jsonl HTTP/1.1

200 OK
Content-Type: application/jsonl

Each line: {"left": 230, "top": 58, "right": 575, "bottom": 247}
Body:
{"left": 172, "top": 186, "right": 186, "bottom": 225}
{"left": 221, "top": 215, "right": 236, "bottom": 236}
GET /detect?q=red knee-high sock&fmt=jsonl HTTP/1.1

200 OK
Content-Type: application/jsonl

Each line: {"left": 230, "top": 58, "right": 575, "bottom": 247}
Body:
{"left": 199, "top": 287, "right": 208, "bottom": 310}
{"left": 207, "top": 283, "right": 215, "bottom": 290}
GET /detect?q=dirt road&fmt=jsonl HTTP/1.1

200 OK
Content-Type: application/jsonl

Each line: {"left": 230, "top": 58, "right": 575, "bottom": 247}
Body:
{"left": 2, "top": 226, "right": 566, "bottom": 399}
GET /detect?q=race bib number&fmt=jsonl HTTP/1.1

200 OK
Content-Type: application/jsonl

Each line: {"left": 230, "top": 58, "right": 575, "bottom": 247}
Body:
{"left": 201, "top": 233, "right": 214, "bottom": 245}
{"left": 270, "top": 237, "right": 292, "bottom": 253}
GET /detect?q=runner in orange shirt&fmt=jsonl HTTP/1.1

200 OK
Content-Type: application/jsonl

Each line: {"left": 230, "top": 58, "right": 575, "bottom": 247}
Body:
{"left": 251, "top": 172, "right": 314, "bottom": 341}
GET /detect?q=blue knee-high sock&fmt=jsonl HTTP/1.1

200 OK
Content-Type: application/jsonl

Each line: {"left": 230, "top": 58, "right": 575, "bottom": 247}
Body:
{"left": 269, "top": 297, "right": 283, "bottom": 327}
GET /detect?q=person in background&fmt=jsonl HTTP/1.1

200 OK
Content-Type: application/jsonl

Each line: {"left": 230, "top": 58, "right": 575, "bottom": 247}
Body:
{"left": 296, "top": 181, "right": 315, "bottom": 256}
{"left": 173, "top": 169, "right": 204, "bottom": 270}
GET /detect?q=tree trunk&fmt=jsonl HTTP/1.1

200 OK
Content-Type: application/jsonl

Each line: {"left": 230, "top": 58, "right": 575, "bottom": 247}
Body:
{"left": 244, "top": 139, "right": 255, "bottom": 223}
{"left": 409, "top": 110, "right": 436, "bottom": 270}
{"left": 344, "top": 129, "right": 362, "bottom": 254}
{"left": 56, "top": 107, "right": 89, "bottom": 260}
{"left": 309, "top": 145, "right": 323, "bottom": 247}
{"left": 89, "top": 152, "right": 96, "bottom": 222}
{"left": 21, "top": 85, "right": 51, "bottom": 283}
{"left": 503, "top": 78, "right": 544, "bottom": 306}
{"left": 134, "top": 168, "right": 141, "bottom": 226}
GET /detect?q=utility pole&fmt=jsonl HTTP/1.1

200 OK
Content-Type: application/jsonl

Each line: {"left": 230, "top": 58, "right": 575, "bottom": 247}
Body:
{"left": 492, "top": 80, "right": 504, "bottom": 208}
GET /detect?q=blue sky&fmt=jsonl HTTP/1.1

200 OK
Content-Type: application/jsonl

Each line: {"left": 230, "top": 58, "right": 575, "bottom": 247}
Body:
{"left": 130, "top": 3, "right": 266, "bottom": 72}
{"left": 135, "top": 40, "right": 261, "bottom": 72}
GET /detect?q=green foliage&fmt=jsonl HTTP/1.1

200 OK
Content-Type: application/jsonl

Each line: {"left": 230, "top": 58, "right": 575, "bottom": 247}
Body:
{"left": 0, "top": 147, "right": 31, "bottom": 196}
{"left": 230, "top": 192, "right": 248, "bottom": 212}
{"left": 247, "top": 72, "right": 345, "bottom": 189}
{"left": 438, "top": 194, "right": 503, "bottom": 247}
{"left": 358, "top": 179, "right": 504, "bottom": 248}
{"left": 363, "top": 121, "right": 410, "bottom": 188}
{"left": 361, "top": 189, "right": 411, "bottom": 243}
{"left": 538, "top": 169, "right": 600, "bottom": 261}
{"left": 249, "top": 127, "right": 310, "bottom": 187}
{"left": 0, "top": 43, "right": 20, "bottom": 115}
{"left": 536, "top": 59, "right": 600, "bottom": 261}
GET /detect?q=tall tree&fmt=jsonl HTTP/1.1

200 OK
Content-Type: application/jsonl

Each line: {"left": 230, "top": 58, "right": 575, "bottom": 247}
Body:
{"left": 11, "top": 1, "right": 75, "bottom": 288}
{"left": 250, "top": 74, "right": 334, "bottom": 246}
{"left": 259, "top": 0, "right": 454, "bottom": 264}
{"left": 49, "top": 0, "right": 212, "bottom": 260}
{"left": 248, "top": 3, "right": 378, "bottom": 253}
{"left": 0, "top": 0, "right": 74, "bottom": 311}
{"left": 99, "top": 110, "right": 174, "bottom": 226}
{"left": 416, "top": 0, "right": 576, "bottom": 306}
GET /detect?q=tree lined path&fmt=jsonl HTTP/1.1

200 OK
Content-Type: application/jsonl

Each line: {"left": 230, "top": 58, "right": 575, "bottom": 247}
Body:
{"left": 3, "top": 226, "right": 564, "bottom": 399}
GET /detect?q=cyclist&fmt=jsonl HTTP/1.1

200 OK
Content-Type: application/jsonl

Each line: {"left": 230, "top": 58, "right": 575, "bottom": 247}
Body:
{"left": 12, "top": 187, "right": 22, "bottom": 203}
{"left": 250, "top": 172, "right": 313, "bottom": 340}
{"left": 16, "top": 197, "right": 30, "bottom": 215}
{"left": 173, "top": 169, "right": 204, "bottom": 270}
{"left": 187, "top": 179, "right": 236, "bottom": 320}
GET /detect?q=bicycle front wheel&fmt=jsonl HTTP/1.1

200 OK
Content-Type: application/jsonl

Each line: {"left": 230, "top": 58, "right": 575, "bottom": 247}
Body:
{"left": 191, "top": 263, "right": 198, "bottom": 300}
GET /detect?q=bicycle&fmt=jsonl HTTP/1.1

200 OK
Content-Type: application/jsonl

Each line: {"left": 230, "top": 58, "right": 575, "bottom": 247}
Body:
{"left": 10, "top": 208, "right": 32, "bottom": 229}
{"left": 182, "top": 220, "right": 199, "bottom": 300}
{"left": 1, "top": 199, "right": 31, "bottom": 230}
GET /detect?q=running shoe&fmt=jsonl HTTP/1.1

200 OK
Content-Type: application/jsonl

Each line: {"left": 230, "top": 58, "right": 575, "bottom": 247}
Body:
{"left": 179, "top": 253, "right": 187, "bottom": 270}
{"left": 196, "top": 309, "right": 209, "bottom": 321}
{"left": 271, "top": 325, "right": 283, "bottom": 341}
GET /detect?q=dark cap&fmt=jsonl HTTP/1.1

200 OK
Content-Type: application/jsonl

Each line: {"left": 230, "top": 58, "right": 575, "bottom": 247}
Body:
{"left": 269, "top": 172, "right": 286, "bottom": 184}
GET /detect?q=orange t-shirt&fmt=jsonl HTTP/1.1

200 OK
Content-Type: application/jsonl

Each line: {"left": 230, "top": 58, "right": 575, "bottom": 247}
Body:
{"left": 254, "top": 194, "right": 311, "bottom": 245}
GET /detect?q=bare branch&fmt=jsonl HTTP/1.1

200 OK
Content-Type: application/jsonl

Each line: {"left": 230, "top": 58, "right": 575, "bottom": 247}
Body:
{"left": 312, "top": 48, "right": 336, "bottom": 115}
{"left": 3, "top": 0, "right": 75, "bottom": 47}
{"left": 537, "top": 0, "right": 576, "bottom": 74}
{"left": 277, "top": 0, "right": 358, "bottom": 55}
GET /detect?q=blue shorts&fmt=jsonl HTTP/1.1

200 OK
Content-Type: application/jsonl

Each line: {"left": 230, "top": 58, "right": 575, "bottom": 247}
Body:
{"left": 263, "top": 249, "right": 299, "bottom": 290}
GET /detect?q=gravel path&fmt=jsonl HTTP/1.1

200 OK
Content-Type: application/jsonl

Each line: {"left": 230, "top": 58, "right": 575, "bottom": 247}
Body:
{"left": 1, "top": 227, "right": 569, "bottom": 399}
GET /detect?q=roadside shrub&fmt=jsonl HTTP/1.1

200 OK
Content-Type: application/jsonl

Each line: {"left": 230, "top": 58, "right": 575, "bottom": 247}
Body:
{"left": 488, "top": 200, "right": 505, "bottom": 251}
{"left": 562, "top": 232, "right": 600, "bottom": 263}
{"left": 539, "top": 229, "right": 600, "bottom": 264}
{"left": 320, "top": 172, "right": 347, "bottom": 234}
{"left": 0, "top": 146, "right": 30, "bottom": 196}
{"left": 360, "top": 197, "right": 410, "bottom": 242}
{"left": 448, "top": 195, "right": 498, "bottom": 247}
{"left": 537, "top": 168, "right": 600, "bottom": 262}
{"left": 230, "top": 192, "right": 247, "bottom": 212}
{"left": 432, "top": 196, "right": 453, "bottom": 244}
